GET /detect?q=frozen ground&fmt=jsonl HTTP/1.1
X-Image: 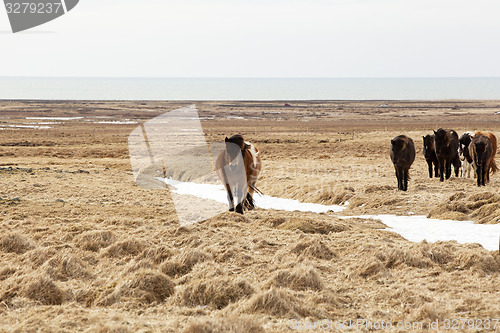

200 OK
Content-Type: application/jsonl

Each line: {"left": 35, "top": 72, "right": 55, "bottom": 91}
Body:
{"left": 163, "top": 178, "right": 500, "bottom": 251}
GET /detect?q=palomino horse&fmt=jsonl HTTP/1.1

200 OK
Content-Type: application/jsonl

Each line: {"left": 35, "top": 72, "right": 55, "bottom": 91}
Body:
{"left": 470, "top": 132, "right": 498, "bottom": 187}
{"left": 423, "top": 134, "right": 439, "bottom": 178}
{"left": 215, "top": 134, "right": 262, "bottom": 214}
{"left": 433, "top": 128, "right": 461, "bottom": 181}
{"left": 390, "top": 135, "right": 415, "bottom": 191}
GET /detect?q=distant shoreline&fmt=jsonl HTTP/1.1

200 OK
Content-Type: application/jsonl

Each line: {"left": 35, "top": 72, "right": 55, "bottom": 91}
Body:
{"left": 3, "top": 77, "right": 500, "bottom": 100}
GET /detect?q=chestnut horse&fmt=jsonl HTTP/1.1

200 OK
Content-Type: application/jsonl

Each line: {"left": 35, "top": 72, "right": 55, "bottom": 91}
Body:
{"left": 390, "top": 135, "right": 415, "bottom": 191}
{"left": 470, "top": 132, "right": 498, "bottom": 186}
{"left": 215, "top": 134, "right": 262, "bottom": 214}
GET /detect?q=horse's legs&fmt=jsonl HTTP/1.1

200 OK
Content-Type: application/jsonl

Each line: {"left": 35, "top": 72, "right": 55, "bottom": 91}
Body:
{"left": 434, "top": 160, "right": 439, "bottom": 178}
{"left": 426, "top": 160, "right": 433, "bottom": 178}
{"left": 438, "top": 158, "right": 445, "bottom": 182}
{"left": 476, "top": 164, "right": 483, "bottom": 187}
{"left": 486, "top": 161, "right": 491, "bottom": 183}
{"left": 403, "top": 168, "right": 409, "bottom": 191}
{"left": 445, "top": 159, "right": 452, "bottom": 180}
{"left": 453, "top": 157, "right": 460, "bottom": 177}
{"left": 244, "top": 185, "right": 255, "bottom": 210}
{"left": 395, "top": 166, "right": 403, "bottom": 190}
{"left": 394, "top": 167, "right": 399, "bottom": 190}
{"left": 225, "top": 185, "right": 235, "bottom": 211}
{"left": 234, "top": 185, "right": 245, "bottom": 214}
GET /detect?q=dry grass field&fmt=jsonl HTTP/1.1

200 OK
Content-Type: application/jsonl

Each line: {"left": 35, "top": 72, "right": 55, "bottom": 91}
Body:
{"left": 1, "top": 100, "right": 500, "bottom": 332}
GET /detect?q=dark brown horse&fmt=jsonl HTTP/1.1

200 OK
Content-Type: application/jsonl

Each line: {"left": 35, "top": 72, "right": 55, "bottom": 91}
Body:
{"left": 433, "top": 128, "right": 461, "bottom": 181}
{"left": 423, "top": 134, "right": 439, "bottom": 178}
{"left": 390, "top": 135, "right": 415, "bottom": 191}
{"left": 470, "top": 132, "right": 498, "bottom": 186}
{"left": 215, "top": 134, "right": 262, "bottom": 214}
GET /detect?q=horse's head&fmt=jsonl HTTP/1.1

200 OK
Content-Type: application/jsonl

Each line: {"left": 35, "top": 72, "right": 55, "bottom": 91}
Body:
{"left": 391, "top": 136, "right": 407, "bottom": 159}
{"left": 459, "top": 132, "right": 473, "bottom": 161}
{"left": 423, "top": 134, "right": 435, "bottom": 154}
{"left": 225, "top": 135, "right": 245, "bottom": 162}
{"left": 433, "top": 128, "right": 448, "bottom": 154}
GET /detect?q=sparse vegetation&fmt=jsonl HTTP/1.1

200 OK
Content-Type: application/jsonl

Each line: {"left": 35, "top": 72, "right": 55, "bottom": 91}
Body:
{"left": 1, "top": 100, "right": 499, "bottom": 331}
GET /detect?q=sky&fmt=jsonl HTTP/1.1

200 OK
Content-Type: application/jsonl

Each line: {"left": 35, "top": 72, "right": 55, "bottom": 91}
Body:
{"left": 1, "top": 0, "right": 500, "bottom": 78}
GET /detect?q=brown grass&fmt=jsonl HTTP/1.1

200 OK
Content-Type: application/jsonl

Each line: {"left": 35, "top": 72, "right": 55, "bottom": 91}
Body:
{"left": 43, "top": 252, "right": 91, "bottom": 281}
{"left": 176, "top": 276, "right": 254, "bottom": 309}
{"left": 291, "top": 238, "right": 337, "bottom": 260}
{"left": 74, "top": 231, "right": 115, "bottom": 252}
{"left": 242, "top": 287, "right": 317, "bottom": 318}
{"left": 101, "top": 239, "right": 146, "bottom": 258}
{"left": 161, "top": 250, "right": 213, "bottom": 277}
{"left": 0, "top": 233, "right": 34, "bottom": 254}
{"left": 1, "top": 100, "right": 500, "bottom": 331}
{"left": 277, "top": 217, "right": 349, "bottom": 234}
{"left": 429, "top": 191, "right": 500, "bottom": 224}
{"left": 266, "top": 265, "right": 323, "bottom": 291}
{"left": 96, "top": 269, "right": 174, "bottom": 305}
{"left": 183, "top": 315, "right": 264, "bottom": 333}
{"left": 21, "top": 275, "right": 64, "bottom": 305}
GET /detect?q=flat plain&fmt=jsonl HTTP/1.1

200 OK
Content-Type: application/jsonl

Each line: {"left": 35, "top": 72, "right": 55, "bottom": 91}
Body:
{"left": 1, "top": 100, "right": 499, "bottom": 332}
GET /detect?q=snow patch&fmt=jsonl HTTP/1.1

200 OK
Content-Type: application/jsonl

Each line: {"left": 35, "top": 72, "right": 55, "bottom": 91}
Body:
{"left": 340, "top": 215, "right": 500, "bottom": 251}
{"left": 162, "top": 178, "right": 345, "bottom": 213}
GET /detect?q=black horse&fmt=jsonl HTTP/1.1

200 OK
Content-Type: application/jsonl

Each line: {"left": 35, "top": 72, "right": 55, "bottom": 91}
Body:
{"left": 390, "top": 135, "right": 415, "bottom": 191}
{"left": 423, "top": 134, "right": 439, "bottom": 178}
{"left": 433, "top": 128, "right": 461, "bottom": 181}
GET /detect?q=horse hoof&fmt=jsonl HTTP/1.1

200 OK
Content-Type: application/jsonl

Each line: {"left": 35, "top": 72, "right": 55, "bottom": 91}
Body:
{"left": 229, "top": 208, "right": 234, "bottom": 212}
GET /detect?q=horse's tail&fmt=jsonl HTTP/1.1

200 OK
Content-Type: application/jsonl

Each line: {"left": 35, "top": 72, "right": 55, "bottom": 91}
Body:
{"left": 489, "top": 132, "right": 498, "bottom": 175}
{"left": 249, "top": 183, "right": 264, "bottom": 195}
{"left": 490, "top": 158, "right": 498, "bottom": 175}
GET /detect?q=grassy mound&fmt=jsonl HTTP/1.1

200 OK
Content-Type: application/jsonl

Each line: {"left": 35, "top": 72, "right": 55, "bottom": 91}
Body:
{"left": 277, "top": 217, "right": 348, "bottom": 234}
{"left": 0, "top": 233, "right": 34, "bottom": 254}
{"left": 266, "top": 265, "right": 323, "bottom": 291}
{"left": 428, "top": 191, "right": 500, "bottom": 224}
{"left": 96, "top": 269, "right": 174, "bottom": 305}
{"left": 291, "top": 238, "right": 337, "bottom": 260}
{"left": 21, "top": 275, "right": 64, "bottom": 305}
{"left": 176, "top": 276, "right": 254, "bottom": 309}
{"left": 242, "top": 287, "right": 316, "bottom": 318}
{"left": 74, "top": 231, "right": 115, "bottom": 252}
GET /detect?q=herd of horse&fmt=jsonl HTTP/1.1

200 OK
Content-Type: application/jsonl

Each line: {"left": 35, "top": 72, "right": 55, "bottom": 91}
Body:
{"left": 391, "top": 129, "right": 498, "bottom": 191}
{"left": 216, "top": 130, "right": 497, "bottom": 215}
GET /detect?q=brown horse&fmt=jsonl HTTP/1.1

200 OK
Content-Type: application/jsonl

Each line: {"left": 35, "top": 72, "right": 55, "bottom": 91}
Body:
{"left": 390, "top": 135, "right": 415, "bottom": 191}
{"left": 470, "top": 132, "right": 498, "bottom": 186}
{"left": 433, "top": 128, "right": 461, "bottom": 182}
{"left": 423, "top": 134, "right": 439, "bottom": 178}
{"left": 215, "top": 134, "right": 262, "bottom": 214}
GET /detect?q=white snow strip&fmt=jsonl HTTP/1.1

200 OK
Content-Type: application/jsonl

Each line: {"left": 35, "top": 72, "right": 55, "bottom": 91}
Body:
{"left": 95, "top": 121, "right": 138, "bottom": 124}
{"left": 162, "top": 178, "right": 345, "bottom": 213}
{"left": 340, "top": 215, "right": 500, "bottom": 251}
{"left": 0, "top": 125, "right": 51, "bottom": 129}
{"left": 26, "top": 117, "right": 83, "bottom": 120}
{"left": 161, "top": 178, "right": 499, "bottom": 250}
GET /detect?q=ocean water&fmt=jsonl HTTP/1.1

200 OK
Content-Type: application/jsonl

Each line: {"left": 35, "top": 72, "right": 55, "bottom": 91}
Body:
{"left": 1, "top": 77, "right": 500, "bottom": 101}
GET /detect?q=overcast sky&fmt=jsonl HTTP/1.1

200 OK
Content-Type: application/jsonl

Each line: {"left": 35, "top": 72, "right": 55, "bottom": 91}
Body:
{"left": 1, "top": 0, "right": 500, "bottom": 77}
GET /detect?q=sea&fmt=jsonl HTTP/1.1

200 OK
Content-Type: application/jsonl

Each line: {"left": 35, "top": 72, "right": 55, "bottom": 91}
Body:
{"left": 1, "top": 77, "right": 500, "bottom": 101}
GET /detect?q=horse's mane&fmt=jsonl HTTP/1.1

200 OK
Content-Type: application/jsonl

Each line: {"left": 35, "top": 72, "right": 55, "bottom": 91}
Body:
{"left": 226, "top": 134, "right": 251, "bottom": 151}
